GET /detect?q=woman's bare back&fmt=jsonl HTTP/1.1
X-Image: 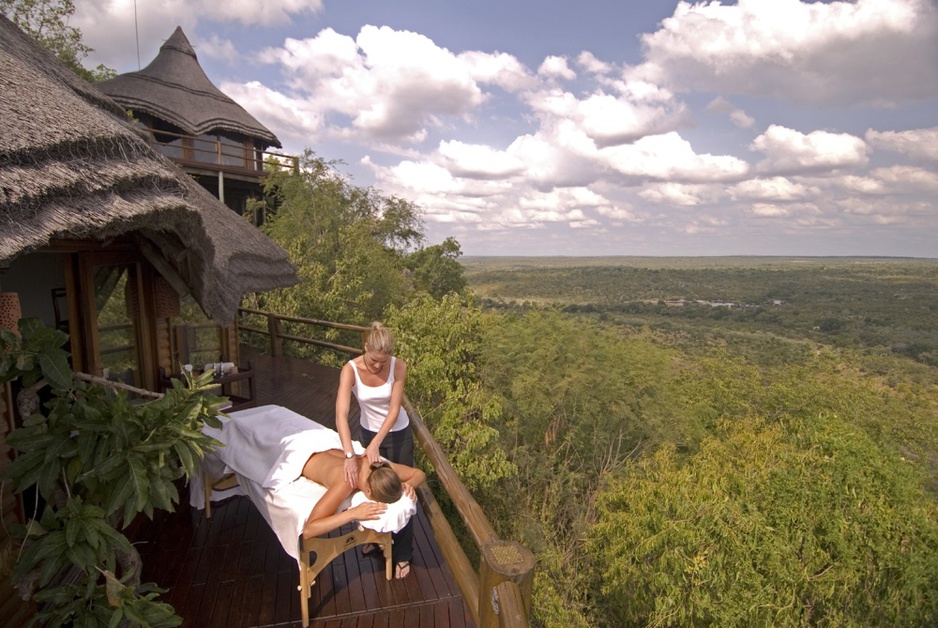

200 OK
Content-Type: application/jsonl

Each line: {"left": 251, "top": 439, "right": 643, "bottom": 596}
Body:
{"left": 301, "top": 449, "right": 346, "bottom": 487}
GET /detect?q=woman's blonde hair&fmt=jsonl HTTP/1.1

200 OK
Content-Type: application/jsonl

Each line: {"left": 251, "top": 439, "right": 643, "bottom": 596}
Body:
{"left": 365, "top": 321, "right": 394, "bottom": 355}
{"left": 367, "top": 462, "right": 403, "bottom": 503}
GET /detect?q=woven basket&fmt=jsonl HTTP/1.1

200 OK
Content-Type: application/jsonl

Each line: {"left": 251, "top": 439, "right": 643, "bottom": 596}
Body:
{"left": 0, "top": 292, "right": 21, "bottom": 335}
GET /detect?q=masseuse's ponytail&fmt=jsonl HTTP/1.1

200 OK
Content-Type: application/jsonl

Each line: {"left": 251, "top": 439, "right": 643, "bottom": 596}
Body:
{"left": 366, "top": 322, "right": 394, "bottom": 355}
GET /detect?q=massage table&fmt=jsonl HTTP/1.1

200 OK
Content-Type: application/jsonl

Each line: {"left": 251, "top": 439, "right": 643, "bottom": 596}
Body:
{"left": 191, "top": 405, "right": 416, "bottom": 627}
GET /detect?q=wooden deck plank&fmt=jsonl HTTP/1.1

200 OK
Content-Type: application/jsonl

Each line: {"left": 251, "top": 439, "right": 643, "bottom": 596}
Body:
{"left": 130, "top": 346, "right": 472, "bottom": 627}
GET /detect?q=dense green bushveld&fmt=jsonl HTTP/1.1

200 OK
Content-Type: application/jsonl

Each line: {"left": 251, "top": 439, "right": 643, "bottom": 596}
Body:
{"left": 256, "top": 210, "right": 938, "bottom": 625}
{"left": 465, "top": 309, "right": 938, "bottom": 626}
{"left": 590, "top": 416, "right": 938, "bottom": 627}
{"left": 442, "top": 258, "right": 938, "bottom": 626}
{"left": 465, "top": 257, "right": 938, "bottom": 367}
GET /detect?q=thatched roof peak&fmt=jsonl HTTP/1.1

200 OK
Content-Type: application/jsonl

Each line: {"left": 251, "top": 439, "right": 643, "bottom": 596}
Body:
{"left": 0, "top": 15, "right": 297, "bottom": 325}
{"left": 163, "top": 26, "right": 196, "bottom": 57}
{"left": 97, "top": 26, "right": 281, "bottom": 148}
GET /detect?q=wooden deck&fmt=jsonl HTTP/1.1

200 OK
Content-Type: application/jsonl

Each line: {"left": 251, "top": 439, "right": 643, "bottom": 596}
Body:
{"left": 130, "top": 346, "right": 473, "bottom": 627}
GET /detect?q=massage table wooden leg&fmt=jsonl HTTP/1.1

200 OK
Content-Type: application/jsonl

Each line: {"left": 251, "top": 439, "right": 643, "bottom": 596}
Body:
{"left": 298, "top": 528, "right": 393, "bottom": 627}
{"left": 202, "top": 471, "right": 239, "bottom": 519}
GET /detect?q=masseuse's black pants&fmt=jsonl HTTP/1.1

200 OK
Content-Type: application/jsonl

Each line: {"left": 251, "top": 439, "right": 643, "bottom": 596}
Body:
{"left": 360, "top": 426, "right": 414, "bottom": 563}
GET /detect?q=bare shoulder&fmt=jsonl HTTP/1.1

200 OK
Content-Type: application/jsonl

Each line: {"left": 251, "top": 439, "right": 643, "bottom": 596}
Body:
{"left": 394, "top": 357, "right": 407, "bottom": 376}
{"left": 338, "top": 360, "right": 355, "bottom": 383}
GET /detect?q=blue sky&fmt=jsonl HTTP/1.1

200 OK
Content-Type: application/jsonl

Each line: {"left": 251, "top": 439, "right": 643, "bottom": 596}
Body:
{"left": 76, "top": 1, "right": 938, "bottom": 257}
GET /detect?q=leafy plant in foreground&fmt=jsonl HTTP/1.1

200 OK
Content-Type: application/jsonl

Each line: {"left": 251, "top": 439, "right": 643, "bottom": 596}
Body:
{"left": 1, "top": 319, "right": 225, "bottom": 627}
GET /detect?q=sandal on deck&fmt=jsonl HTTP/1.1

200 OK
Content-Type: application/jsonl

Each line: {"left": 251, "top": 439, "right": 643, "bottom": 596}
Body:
{"left": 394, "top": 561, "right": 411, "bottom": 579}
{"left": 360, "top": 543, "right": 381, "bottom": 557}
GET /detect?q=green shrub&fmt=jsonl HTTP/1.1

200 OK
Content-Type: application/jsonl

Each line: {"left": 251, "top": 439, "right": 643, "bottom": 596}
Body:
{"left": 589, "top": 416, "right": 938, "bottom": 627}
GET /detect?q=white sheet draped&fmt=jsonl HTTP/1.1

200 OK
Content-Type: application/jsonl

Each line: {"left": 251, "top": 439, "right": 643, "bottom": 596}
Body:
{"left": 201, "top": 404, "right": 365, "bottom": 491}
{"left": 191, "top": 404, "right": 415, "bottom": 562}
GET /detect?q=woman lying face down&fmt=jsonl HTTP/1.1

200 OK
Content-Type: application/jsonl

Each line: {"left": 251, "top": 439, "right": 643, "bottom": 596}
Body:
{"left": 300, "top": 449, "right": 425, "bottom": 539}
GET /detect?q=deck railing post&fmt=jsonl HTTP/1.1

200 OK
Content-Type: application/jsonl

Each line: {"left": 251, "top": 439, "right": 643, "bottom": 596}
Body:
{"left": 267, "top": 314, "right": 283, "bottom": 357}
{"left": 478, "top": 540, "right": 535, "bottom": 628}
{"left": 494, "top": 581, "right": 528, "bottom": 628}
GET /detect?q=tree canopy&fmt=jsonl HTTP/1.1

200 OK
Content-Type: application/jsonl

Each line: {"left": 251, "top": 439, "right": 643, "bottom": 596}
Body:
{"left": 1, "top": 0, "right": 116, "bottom": 81}
{"left": 252, "top": 151, "right": 467, "bottom": 333}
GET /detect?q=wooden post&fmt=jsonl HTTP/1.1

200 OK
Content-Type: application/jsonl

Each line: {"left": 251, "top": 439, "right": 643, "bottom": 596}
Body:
{"left": 494, "top": 582, "right": 527, "bottom": 627}
{"left": 267, "top": 314, "right": 282, "bottom": 357}
{"left": 478, "top": 540, "right": 535, "bottom": 628}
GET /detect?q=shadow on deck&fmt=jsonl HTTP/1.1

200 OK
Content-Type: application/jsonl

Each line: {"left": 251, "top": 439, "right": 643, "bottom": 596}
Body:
{"left": 130, "top": 346, "right": 473, "bottom": 627}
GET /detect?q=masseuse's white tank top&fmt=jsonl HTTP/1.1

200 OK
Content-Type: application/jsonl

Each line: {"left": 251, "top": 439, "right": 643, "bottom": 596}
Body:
{"left": 349, "top": 357, "right": 410, "bottom": 433}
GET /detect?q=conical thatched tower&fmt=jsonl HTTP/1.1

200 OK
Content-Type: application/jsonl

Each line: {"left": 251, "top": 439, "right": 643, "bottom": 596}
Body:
{"left": 97, "top": 27, "right": 284, "bottom": 216}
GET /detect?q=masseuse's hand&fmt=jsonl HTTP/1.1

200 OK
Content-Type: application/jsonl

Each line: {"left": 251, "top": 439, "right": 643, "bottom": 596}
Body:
{"left": 365, "top": 443, "right": 382, "bottom": 465}
{"left": 402, "top": 482, "right": 417, "bottom": 501}
{"left": 343, "top": 456, "right": 358, "bottom": 489}
{"left": 351, "top": 501, "right": 387, "bottom": 521}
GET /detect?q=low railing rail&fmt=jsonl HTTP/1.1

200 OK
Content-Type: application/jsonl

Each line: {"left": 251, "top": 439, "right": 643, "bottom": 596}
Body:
{"left": 142, "top": 127, "right": 298, "bottom": 175}
{"left": 237, "top": 307, "right": 534, "bottom": 627}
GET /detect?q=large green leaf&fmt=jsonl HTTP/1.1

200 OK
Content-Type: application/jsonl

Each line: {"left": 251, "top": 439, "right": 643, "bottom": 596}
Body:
{"left": 172, "top": 441, "right": 195, "bottom": 475}
{"left": 38, "top": 455, "right": 63, "bottom": 500}
{"left": 6, "top": 428, "right": 59, "bottom": 452}
{"left": 23, "top": 322, "right": 65, "bottom": 352}
{"left": 6, "top": 449, "right": 46, "bottom": 492}
{"left": 39, "top": 350, "right": 73, "bottom": 390}
{"left": 105, "top": 469, "right": 136, "bottom": 519}
{"left": 65, "top": 543, "right": 96, "bottom": 572}
{"left": 0, "top": 352, "right": 14, "bottom": 383}
{"left": 38, "top": 550, "right": 68, "bottom": 588}
{"left": 148, "top": 477, "right": 172, "bottom": 512}
{"left": 32, "top": 530, "right": 67, "bottom": 577}
{"left": 81, "top": 453, "right": 123, "bottom": 481}
{"left": 43, "top": 435, "right": 78, "bottom": 464}
{"left": 95, "top": 522, "right": 132, "bottom": 554}
{"left": 129, "top": 457, "right": 149, "bottom": 517}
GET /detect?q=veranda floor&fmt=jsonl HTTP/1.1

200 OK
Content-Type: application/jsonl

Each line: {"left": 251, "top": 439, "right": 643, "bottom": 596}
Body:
{"left": 129, "top": 346, "right": 473, "bottom": 627}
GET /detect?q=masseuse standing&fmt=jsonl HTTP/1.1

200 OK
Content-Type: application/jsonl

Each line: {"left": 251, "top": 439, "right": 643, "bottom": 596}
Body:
{"left": 336, "top": 321, "right": 414, "bottom": 578}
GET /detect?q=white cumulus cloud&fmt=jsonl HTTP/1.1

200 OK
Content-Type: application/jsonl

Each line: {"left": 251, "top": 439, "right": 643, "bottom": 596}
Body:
{"left": 437, "top": 140, "right": 527, "bottom": 179}
{"left": 260, "top": 26, "right": 486, "bottom": 142}
{"left": 538, "top": 55, "right": 576, "bottom": 80}
{"left": 602, "top": 133, "right": 750, "bottom": 182}
{"left": 866, "top": 126, "right": 938, "bottom": 162}
{"left": 630, "top": 0, "right": 938, "bottom": 105}
{"left": 752, "top": 125, "right": 869, "bottom": 175}
{"left": 729, "top": 177, "right": 813, "bottom": 201}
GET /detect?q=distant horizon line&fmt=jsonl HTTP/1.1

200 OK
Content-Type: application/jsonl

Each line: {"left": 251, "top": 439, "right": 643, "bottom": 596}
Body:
{"left": 461, "top": 254, "right": 938, "bottom": 260}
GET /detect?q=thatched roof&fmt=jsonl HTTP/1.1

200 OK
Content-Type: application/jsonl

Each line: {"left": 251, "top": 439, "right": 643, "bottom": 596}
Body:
{"left": 97, "top": 27, "right": 281, "bottom": 148}
{"left": 0, "top": 15, "right": 297, "bottom": 325}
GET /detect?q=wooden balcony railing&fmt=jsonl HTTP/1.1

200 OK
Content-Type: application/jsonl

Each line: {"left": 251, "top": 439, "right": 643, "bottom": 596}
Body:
{"left": 237, "top": 307, "right": 535, "bottom": 627}
{"left": 142, "top": 127, "right": 299, "bottom": 177}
